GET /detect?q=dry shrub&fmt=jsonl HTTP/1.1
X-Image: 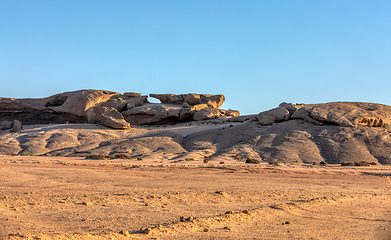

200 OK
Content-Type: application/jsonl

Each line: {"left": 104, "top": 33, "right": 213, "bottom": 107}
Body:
{"left": 246, "top": 158, "right": 260, "bottom": 164}
{"left": 354, "top": 161, "right": 377, "bottom": 166}
{"left": 86, "top": 155, "right": 109, "bottom": 160}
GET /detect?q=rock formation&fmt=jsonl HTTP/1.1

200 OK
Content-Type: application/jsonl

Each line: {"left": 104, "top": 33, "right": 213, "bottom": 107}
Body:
{"left": 0, "top": 90, "right": 238, "bottom": 128}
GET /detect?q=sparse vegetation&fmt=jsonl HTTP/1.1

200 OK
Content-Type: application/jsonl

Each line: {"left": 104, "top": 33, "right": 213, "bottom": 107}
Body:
{"left": 319, "top": 161, "right": 327, "bottom": 165}
{"left": 86, "top": 155, "right": 109, "bottom": 160}
{"left": 220, "top": 161, "right": 225, "bottom": 164}
{"left": 354, "top": 161, "right": 377, "bottom": 166}
{"left": 341, "top": 161, "right": 377, "bottom": 166}
{"left": 114, "top": 153, "right": 131, "bottom": 159}
{"left": 203, "top": 156, "right": 210, "bottom": 163}
{"left": 246, "top": 158, "right": 260, "bottom": 164}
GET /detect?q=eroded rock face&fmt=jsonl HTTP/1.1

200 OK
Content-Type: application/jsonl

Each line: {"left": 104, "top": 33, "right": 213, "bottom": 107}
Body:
{"left": 359, "top": 117, "right": 388, "bottom": 128}
{"left": 94, "top": 106, "right": 130, "bottom": 129}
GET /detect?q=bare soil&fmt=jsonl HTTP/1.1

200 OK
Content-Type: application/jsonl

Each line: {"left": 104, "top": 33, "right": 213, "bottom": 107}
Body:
{"left": 0, "top": 155, "right": 390, "bottom": 239}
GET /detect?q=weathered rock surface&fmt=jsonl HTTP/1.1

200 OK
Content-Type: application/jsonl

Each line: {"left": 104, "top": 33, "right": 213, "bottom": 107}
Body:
{"left": 94, "top": 106, "right": 130, "bottom": 129}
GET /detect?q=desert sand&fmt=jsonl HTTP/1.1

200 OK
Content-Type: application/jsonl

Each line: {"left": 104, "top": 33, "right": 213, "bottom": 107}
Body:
{"left": 0, "top": 154, "right": 390, "bottom": 240}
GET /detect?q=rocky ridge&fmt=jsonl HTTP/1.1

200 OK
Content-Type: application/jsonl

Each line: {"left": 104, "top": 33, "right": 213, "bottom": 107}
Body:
{"left": 1, "top": 90, "right": 391, "bottom": 165}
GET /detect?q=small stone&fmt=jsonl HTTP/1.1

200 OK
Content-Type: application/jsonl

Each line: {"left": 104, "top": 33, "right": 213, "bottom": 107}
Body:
{"left": 242, "top": 210, "right": 251, "bottom": 215}
{"left": 140, "top": 227, "right": 151, "bottom": 234}
{"left": 215, "top": 191, "right": 225, "bottom": 195}
{"left": 203, "top": 228, "right": 209, "bottom": 232}
{"left": 119, "top": 230, "right": 130, "bottom": 236}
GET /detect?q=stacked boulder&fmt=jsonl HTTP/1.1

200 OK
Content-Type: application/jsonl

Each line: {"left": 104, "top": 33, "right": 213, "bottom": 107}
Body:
{"left": 123, "top": 93, "right": 239, "bottom": 125}
{"left": 0, "top": 90, "right": 240, "bottom": 129}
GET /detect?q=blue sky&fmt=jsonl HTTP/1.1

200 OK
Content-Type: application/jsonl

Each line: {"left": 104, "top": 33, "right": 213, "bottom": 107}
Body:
{"left": 1, "top": 0, "right": 390, "bottom": 115}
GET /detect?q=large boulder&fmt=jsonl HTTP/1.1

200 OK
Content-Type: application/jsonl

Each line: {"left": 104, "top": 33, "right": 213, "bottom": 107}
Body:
{"left": 179, "top": 104, "right": 209, "bottom": 121}
{"left": 11, "top": 120, "right": 22, "bottom": 132}
{"left": 193, "top": 108, "right": 222, "bottom": 121}
{"left": 51, "top": 90, "right": 120, "bottom": 121}
{"left": 291, "top": 107, "right": 323, "bottom": 125}
{"left": 225, "top": 109, "right": 240, "bottom": 117}
{"left": 94, "top": 106, "right": 130, "bottom": 129}
{"left": 258, "top": 107, "right": 290, "bottom": 122}
{"left": 122, "top": 103, "right": 182, "bottom": 125}
{"left": 0, "top": 121, "right": 12, "bottom": 130}
{"left": 202, "top": 94, "right": 225, "bottom": 109}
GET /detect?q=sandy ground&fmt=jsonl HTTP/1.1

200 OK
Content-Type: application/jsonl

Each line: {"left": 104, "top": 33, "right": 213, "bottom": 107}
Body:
{"left": 0, "top": 155, "right": 390, "bottom": 240}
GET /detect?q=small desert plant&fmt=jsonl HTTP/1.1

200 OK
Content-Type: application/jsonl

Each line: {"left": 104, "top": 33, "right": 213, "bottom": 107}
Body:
{"left": 137, "top": 157, "right": 143, "bottom": 161}
{"left": 220, "top": 161, "right": 225, "bottom": 164}
{"left": 341, "top": 162, "right": 355, "bottom": 166}
{"left": 246, "top": 158, "right": 260, "bottom": 164}
{"left": 203, "top": 156, "right": 210, "bottom": 163}
{"left": 319, "top": 161, "right": 328, "bottom": 165}
{"left": 86, "top": 154, "right": 109, "bottom": 160}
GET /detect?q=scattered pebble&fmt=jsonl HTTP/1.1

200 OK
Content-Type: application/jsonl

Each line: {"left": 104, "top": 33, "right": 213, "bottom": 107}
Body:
{"left": 81, "top": 202, "right": 91, "bottom": 206}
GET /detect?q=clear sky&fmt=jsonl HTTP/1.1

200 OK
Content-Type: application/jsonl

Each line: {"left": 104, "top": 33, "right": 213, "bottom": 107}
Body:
{"left": 1, "top": 0, "right": 390, "bottom": 115}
